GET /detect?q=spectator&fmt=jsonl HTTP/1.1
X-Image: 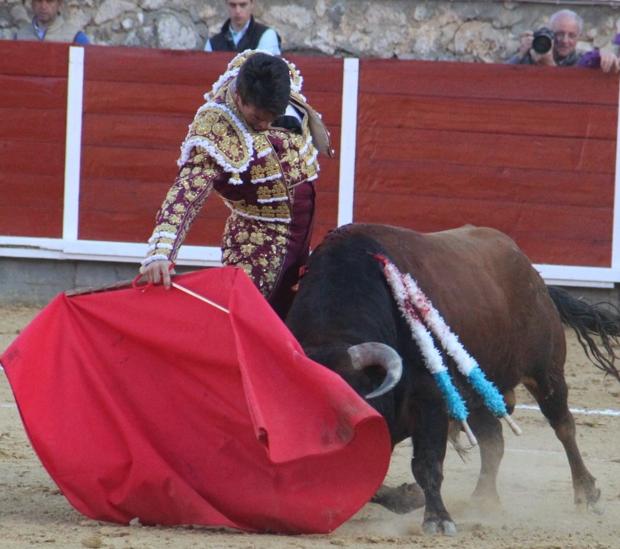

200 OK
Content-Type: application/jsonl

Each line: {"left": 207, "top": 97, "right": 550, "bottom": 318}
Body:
{"left": 139, "top": 51, "right": 332, "bottom": 319}
{"left": 14, "top": 0, "right": 89, "bottom": 44}
{"left": 507, "top": 9, "right": 617, "bottom": 73}
{"left": 205, "top": 0, "right": 280, "bottom": 55}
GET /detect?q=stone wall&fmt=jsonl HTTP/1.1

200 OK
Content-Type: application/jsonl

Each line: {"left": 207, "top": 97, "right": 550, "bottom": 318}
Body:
{"left": 1, "top": 1, "right": 619, "bottom": 62}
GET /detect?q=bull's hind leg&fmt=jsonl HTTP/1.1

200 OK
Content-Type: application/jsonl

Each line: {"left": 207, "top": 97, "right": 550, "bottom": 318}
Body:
{"left": 523, "top": 372, "right": 601, "bottom": 511}
{"left": 467, "top": 407, "right": 504, "bottom": 506}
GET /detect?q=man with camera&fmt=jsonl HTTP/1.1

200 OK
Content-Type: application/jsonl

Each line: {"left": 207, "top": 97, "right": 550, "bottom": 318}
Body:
{"left": 508, "top": 9, "right": 618, "bottom": 73}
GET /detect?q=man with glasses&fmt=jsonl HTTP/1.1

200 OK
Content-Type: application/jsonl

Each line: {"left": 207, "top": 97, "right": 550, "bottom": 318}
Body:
{"left": 507, "top": 9, "right": 617, "bottom": 72}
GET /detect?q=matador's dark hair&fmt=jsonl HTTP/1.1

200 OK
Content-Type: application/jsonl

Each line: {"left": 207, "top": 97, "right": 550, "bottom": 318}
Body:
{"left": 236, "top": 53, "right": 290, "bottom": 116}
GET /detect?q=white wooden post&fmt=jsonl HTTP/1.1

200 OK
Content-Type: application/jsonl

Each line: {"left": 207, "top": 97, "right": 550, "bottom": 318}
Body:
{"left": 337, "top": 57, "right": 359, "bottom": 227}
{"left": 62, "top": 46, "right": 85, "bottom": 243}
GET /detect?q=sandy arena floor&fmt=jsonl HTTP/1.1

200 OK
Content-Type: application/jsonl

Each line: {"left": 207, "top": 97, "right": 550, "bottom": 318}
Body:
{"left": 1, "top": 304, "right": 619, "bottom": 549}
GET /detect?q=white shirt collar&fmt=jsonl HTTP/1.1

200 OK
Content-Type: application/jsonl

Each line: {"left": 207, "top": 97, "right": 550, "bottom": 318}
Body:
{"left": 229, "top": 19, "right": 251, "bottom": 46}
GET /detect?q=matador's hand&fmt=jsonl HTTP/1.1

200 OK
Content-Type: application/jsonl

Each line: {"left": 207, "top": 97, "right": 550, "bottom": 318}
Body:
{"left": 139, "top": 260, "right": 175, "bottom": 289}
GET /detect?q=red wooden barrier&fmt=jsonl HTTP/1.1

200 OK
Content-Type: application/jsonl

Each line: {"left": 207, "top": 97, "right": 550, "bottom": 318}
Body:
{"left": 0, "top": 41, "right": 69, "bottom": 238}
{"left": 356, "top": 58, "right": 618, "bottom": 267}
{"left": 0, "top": 42, "right": 617, "bottom": 274}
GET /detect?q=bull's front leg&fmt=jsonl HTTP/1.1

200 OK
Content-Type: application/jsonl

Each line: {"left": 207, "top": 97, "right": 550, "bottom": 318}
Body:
{"left": 410, "top": 401, "right": 456, "bottom": 535}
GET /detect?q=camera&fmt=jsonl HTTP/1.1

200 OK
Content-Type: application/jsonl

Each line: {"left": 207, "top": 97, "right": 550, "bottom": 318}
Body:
{"left": 532, "top": 27, "right": 555, "bottom": 55}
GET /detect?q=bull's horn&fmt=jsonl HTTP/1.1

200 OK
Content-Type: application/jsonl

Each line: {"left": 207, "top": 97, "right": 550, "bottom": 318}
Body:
{"left": 348, "top": 342, "right": 403, "bottom": 399}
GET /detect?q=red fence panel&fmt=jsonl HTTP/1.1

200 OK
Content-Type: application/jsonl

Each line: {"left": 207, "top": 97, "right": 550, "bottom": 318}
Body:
{"left": 0, "top": 41, "right": 69, "bottom": 238}
{"left": 356, "top": 58, "right": 618, "bottom": 267}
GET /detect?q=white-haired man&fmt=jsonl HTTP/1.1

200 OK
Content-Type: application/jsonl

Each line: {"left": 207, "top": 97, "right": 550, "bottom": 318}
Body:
{"left": 508, "top": 9, "right": 617, "bottom": 73}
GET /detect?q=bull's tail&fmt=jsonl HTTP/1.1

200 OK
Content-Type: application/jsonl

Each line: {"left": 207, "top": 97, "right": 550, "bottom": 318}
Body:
{"left": 548, "top": 285, "right": 620, "bottom": 382}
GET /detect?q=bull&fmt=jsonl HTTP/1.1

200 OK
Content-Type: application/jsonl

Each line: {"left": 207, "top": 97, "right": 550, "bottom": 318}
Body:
{"left": 285, "top": 223, "right": 620, "bottom": 535}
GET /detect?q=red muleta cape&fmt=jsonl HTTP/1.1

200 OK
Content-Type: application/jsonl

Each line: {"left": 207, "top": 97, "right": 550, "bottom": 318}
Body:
{"left": 0, "top": 267, "right": 391, "bottom": 533}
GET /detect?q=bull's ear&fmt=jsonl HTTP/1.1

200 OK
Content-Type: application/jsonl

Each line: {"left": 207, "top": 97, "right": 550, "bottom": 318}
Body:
{"left": 348, "top": 342, "right": 403, "bottom": 399}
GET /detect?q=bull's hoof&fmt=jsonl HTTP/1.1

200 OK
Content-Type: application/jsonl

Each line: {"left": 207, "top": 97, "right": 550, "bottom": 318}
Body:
{"left": 588, "top": 501, "right": 605, "bottom": 515}
{"left": 371, "top": 482, "right": 425, "bottom": 514}
{"left": 471, "top": 489, "right": 501, "bottom": 511}
{"left": 422, "top": 519, "right": 457, "bottom": 536}
{"left": 577, "top": 486, "right": 602, "bottom": 514}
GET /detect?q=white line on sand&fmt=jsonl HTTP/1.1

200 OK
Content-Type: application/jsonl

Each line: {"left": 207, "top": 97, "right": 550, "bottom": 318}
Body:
{"left": 2, "top": 362, "right": 620, "bottom": 417}
{"left": 0, "top": 403, "right": 617, "bottom": 415}
{"left": 516, "top": 403, "right": 620, "bottom": 417}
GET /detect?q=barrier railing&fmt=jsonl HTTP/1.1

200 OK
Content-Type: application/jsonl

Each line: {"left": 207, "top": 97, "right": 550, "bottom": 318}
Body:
{"left": 1, "top": 41, "right": 618, "bottom": 286}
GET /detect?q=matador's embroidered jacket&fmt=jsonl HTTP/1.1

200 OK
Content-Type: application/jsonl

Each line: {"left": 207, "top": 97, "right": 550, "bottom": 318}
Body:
{"left": 143, "top": 50, "right": 328, "bottom": 300}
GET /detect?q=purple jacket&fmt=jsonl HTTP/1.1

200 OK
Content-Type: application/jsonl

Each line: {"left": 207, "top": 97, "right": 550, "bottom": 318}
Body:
{"left": 578, "top": 33, "right": 620, "bottom": 68}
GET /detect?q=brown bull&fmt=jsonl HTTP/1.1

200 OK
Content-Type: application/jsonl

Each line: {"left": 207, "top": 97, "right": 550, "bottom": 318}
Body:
{"left": 286, "top": 223, "right": 620, "bottom": 535}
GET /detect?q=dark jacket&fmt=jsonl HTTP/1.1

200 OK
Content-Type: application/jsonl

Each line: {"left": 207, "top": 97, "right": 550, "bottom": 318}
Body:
{"left": 209, "top": 16, "right": 281, "bottom": 52}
